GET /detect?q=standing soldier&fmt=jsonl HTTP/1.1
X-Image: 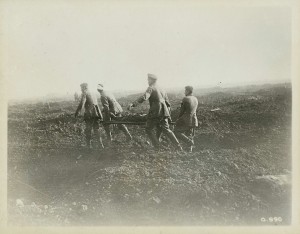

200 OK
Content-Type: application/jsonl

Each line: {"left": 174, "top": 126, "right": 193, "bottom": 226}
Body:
{"left": 128, "top": 74, "right": 182, "bottom": 151}
{"left": 75, "top": 83, "right": 104, "bottom": 149}
{"left": 97, "top": 83, "right": 132, "bottom": 143}
{"left": 174, "top": 86, "right": 198, "bottom": 152}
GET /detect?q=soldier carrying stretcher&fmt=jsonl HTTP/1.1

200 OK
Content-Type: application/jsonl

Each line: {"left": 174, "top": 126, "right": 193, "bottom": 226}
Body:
{"left": 174, "top": 85, "right": 199, "bottom": 153}
{"left": 128, "top": 74, "right": 183, "bottom": 151}
{"left": 97, "top": 83, "right": 132, "bottom": 143}
{"left": 75, "top": 83, "right": 104, "bottom": 149}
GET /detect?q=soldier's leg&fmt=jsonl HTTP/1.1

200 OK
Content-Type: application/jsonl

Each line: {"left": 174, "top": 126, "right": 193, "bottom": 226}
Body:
{"left": 159, "top": 119, "right": 182, "bottom": 150}
{"left": 186, "top": 128, "right": 195, "bottom": 152}
{"left": 118, "top": 124, "right": 132, "bottom": 141}
{"left": 102, "top": 113, "right": 112, "bottom": 142}
{"left": 93, "top": 119, "right": 104, "bottom": 149}
{"left": 84, "top": 119, "right": 93, "bottom": 148}
{"left": 188, "top": 128, "right": 195, "bottom": 144}
{"left": 103, "top": 124, "right": 112, "bottom": 142}
{"left": 156, "top": 126, "right": 163, "bottom": 142}
{"left": 156, "top": 116, "right": 172, "bottom": 142}
{"left": 145, "top": 119, "right": 160, "bottom": 148}
{"left": 113, "top": 113, "right": 131, "bottom": 140}
{"left": 174, "top": 128, "right": 194, "bottom": 146}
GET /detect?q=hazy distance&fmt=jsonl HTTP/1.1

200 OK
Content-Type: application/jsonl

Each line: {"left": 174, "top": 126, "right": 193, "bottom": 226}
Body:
{"left": 1, "top": 1, "right": 291, "bottom": 100}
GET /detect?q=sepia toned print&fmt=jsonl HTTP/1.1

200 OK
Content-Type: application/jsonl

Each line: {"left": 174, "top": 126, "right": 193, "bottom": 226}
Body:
{"left": 7, "top": 81, "right": 292, "bottom": 226}
{"left": 1, "top": 0, "right": 298, "bottom": 231}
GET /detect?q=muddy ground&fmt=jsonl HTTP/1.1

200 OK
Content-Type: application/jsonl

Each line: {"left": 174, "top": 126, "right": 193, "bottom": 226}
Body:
{"left": 7, "top": 83, "right": 291, "bottom": 226}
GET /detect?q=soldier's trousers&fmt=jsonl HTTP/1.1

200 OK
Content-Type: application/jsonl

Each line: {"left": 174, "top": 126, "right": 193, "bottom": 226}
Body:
{"left": 103, "top": 114, "right": 132, "bottom": 141}
{"left": 156, "top": 117, "right": 173, "bottom": 141}
{"left": 174, "top": 127, "right": 195, "bottom": 146}
{"left": 85, "top": 118, "right": 103, "bottom": 147}
{"left": 145, "top": 118, "right": 180, "bottom": 149}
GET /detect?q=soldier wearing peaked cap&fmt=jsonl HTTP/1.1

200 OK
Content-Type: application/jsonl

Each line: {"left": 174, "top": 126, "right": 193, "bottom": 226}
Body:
{"left": 128, "top": 74, "right": 183, "bottom": 151}
{"left": 75, "top": 83, "right": 104, "bottom": 149}
{"left": 147, "top": 73, "right": 157, "bottom": 80}
{"left": 174, "top": 85, "right": 198, "bottom": 152}
{"left": 97, "top": 83, "right": 132, "bottom": 143}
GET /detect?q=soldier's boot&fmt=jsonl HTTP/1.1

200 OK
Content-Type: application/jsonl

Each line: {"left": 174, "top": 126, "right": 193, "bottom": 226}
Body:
{"left": 188, "top": 146, "right": 194, "bottom": 153}
{"left": 94, "top": 128, "right": 104, "bottom": 149}
{"left": 188, "top": 138, "right": 195, "bottom": 153}
{"left": 146, "top": 128, "right": 160, "bottom": 149}
{"left": 156, "top": 127, "right": 163, "bottom": 142}
{"left": 119, "top": 124, "right": 132, "bottom": 141}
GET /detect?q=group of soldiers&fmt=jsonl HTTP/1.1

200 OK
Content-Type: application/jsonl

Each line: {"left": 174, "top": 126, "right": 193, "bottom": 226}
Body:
{"left": 75, "top": 73, "right": 199, "bottom": 152}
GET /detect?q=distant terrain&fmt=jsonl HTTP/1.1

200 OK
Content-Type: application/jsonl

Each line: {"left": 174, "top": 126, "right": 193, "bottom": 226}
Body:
{"left": 7, "top": 83, "right": 291, "bottom": 225}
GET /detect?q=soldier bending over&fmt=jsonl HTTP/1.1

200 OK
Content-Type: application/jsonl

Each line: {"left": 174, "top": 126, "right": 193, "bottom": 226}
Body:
{"left": 97, "top": 83, "right": 132, "bottom": 143}
{"left": 75, "top": 83, "right": 104, "bottom": 149}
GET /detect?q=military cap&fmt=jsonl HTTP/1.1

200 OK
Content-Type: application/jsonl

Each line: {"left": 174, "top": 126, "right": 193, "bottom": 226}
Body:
{"left": 80, "top": 83, "right": 88, "bottom": 89}
{"left": 147, "top": 73, "right": 158, "bottom": 80}
{"left": 97, "top": 83, "right": 104, "bottom": 91}
{"left": 185, "top": 85, "right": 193, "bottom": 93}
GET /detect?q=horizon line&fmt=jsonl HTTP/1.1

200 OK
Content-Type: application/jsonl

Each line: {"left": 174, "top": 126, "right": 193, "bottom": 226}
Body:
{"left": 7, "top": 79, "right": 291, "bottom": 102}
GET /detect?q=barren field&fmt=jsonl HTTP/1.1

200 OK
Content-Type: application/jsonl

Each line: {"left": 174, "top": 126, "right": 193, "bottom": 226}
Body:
{"left": 7, "top": 83, "right": 292, "bottom": 226}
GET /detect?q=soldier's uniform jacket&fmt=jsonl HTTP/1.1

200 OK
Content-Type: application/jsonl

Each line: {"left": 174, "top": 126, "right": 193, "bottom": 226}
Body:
{"left": 76, "top": 91, "right": 102, "bottom": 120}
{"left": 100, "top": 91, "right": 123, "bottom": 120}
{"left": 134, "top": 85, "right": 171, "bottom": 119}
{"left": 176, "top": 95, "right": 198, "bottom": 128}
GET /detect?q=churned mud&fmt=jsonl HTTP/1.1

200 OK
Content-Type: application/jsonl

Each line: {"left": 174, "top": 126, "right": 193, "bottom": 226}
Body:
{"left": 7, "top": 84, "right": 291, "bottom": 226}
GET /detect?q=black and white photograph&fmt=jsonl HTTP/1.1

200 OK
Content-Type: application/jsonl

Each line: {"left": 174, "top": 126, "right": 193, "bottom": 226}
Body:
{"left": 0, "top": 0, "right": 299, "bottom": 231}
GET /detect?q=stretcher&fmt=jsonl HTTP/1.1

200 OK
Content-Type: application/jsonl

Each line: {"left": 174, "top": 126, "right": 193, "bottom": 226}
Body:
{"left": 99, "top": 121, "right": 176, "bottom": 125}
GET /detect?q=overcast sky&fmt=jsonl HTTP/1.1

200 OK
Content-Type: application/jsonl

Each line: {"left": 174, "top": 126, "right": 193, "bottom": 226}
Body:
{"left": 1, "top": 1, "right": 291, "bottom": 99}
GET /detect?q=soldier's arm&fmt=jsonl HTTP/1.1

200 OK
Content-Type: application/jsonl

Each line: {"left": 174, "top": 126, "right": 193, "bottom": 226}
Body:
{"left": 164, "top": 93, "right": 171, "bottom": 108}
{"left": 75, "top": 93, "right": 86, "bottom": 117}
{"left": 177, "top": 98, "right": 187, "bottom": 119}
{"left": 101, "top": 96, "right": 110, "bottom": 115}
{"left": 132, "top": 87, "right": 153, "bottom": 107}
{"left": 95, "top": 105, "right": 103, "bottom": 120}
